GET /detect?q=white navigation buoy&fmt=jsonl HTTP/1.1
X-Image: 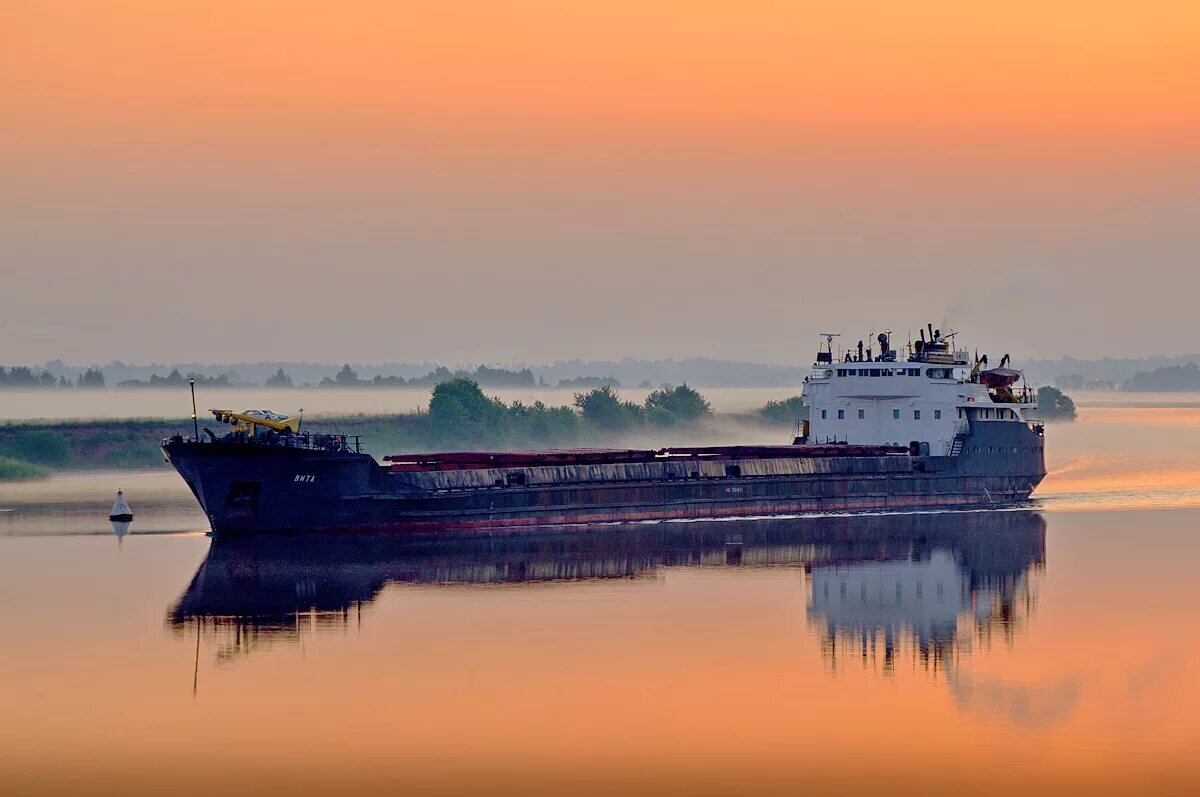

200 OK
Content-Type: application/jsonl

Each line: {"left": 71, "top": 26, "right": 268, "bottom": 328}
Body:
{"left": 109, "top": 489, "right": 134, "bottom": 522}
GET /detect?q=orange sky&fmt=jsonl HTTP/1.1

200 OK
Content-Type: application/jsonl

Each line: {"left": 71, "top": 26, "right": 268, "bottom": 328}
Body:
{"left": 6, "top": 1, "right": 1200, "bottom": 154}
{"left": 3, "top": 1, "right": 1199, "bottom": 364}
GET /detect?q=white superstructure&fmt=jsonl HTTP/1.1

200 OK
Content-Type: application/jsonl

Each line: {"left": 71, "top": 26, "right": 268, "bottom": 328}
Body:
{"left": 800, "top": 327, "right": 1037, "bottom": 455}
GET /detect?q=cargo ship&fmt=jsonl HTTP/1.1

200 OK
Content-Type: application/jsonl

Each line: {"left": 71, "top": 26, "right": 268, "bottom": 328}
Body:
{"left": 162, "top": 326, "right": 1046, "bottom": 535}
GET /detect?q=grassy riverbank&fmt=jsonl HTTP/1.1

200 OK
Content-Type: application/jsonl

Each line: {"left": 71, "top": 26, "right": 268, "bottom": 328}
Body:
{"left": 0, "top": 411, "right": 790, "bottom": 477}
{"left": 0, "top": 381, "right": 804, "bottom": 480}
{"left": 0, "top": 415, "right": 432, "bottom": 473}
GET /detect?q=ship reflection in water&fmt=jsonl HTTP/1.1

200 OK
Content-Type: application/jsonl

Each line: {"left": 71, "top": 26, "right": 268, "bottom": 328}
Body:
{"left": 168, "top": 510, "right": 1045, "bottom": 668}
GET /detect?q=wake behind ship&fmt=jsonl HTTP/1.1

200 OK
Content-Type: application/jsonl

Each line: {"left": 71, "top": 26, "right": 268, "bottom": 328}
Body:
{"left": 163, "top": 326, "right": 1046, "bottom": 535}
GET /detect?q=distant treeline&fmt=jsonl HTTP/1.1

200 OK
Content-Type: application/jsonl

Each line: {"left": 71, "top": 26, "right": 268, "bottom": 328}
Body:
{"left": 1122, "top": 363, "right": 1200, "bottom": 392}
{"left": 0, "top": 363, "right": 630, "bottom": 390}
{"left": 1027, "top": 353, "right": 1200, "bottom": 386}
{"left": 0, "top": 356, "right": 814, "bottom": 389}
{"left": 315, "top": 364, "right": 540, "bottom": 388}
{"left": 0, "top": 366, "right": 106, "bottom": 389}
{"left": 116, "top": 369, "right": 233, "bottom": 389}
{"left": 0, "top": 381, "right": 802, "bottom": 479}
{"left": 555, "top": 375, "right": 624, "bottom": 389}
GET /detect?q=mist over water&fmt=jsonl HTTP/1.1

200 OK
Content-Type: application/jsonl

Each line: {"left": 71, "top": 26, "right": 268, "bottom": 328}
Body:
{"left": 5, "top": 392, "right": 1200, "bottom": 514}
{"left": 1036, "top": 405, "right": 1200, "bottom": 511}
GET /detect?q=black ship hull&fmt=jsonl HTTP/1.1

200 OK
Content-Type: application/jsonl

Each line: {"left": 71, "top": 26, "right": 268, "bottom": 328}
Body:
{"left": 163, "top": 421, "right": 1045, "bottom": 536}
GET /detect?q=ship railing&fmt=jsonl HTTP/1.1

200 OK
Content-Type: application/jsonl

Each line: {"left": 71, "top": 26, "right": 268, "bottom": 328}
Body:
{"left": 987, "top": 385, "right": 1039, "bottom": 405}
{"left": 164, "top": 432, "right": 362, "bottom": 454}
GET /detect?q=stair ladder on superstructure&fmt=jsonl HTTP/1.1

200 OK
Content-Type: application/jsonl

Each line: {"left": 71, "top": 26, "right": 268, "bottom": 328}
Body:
{"left": 947, "top": 420, "right": 969, "bottom": 457}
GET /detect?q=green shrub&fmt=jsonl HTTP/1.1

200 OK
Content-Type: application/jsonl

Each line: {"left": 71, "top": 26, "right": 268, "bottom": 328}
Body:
{"left": 574, "top": 385, "right": 642, "bottom": 432}
{"left": 1037, "top": 386, "right": 1077, "bottom": 421}
{"left": 508, "top": 401, "right": 579, "bottom": 446}
{"left": 646, "top": 406, "right": 679, "bottom": 427}
{"left": 760, "top": 396, "right": 807, "bottom": 424}
{"left": 644, "top": 384, "right": 712, "bottom": 424}
{"left": 0, "top": 457, "right": 51, "bottom": 481}
{"left": 428, "top": 378, "right": 509, "bottom": 445}
{"left": 6, "top": 430, "right": 71, "bottom": 466}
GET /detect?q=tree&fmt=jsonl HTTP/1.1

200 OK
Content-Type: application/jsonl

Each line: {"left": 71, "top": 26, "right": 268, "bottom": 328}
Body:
{"left": 4, "top": 366, "right": 37, "bottom": 386}
{"left": 406, "top": 366, "right": 455, "bottom": 386}
{"left": 473, "top": 365, "right": 536, "bottom": 387}
{"left": 77, "top": 368, "right": 106, "bottom": 388}
{"left": 334, "top": 364, "right": 360, "bottom": 385}
{"left": 428, "top": 378, "right": 508, "bottom": 444}
{"left": 149, "top": 369, "right": 186, "bottom": 386}
{"left": 266, "top": 368, "right": 293, "bottom": 387}
{"left": 508, "top": 400, "right": 579, "bottom": 445}
{"left": 643, "top": 384, "right": 712, "bottom": 426}
{"left": 574, "top": 385, "right": 642, "bottom": 431}
{"left": 1037, "top": 386, "right": 1077, "bottom": 421}
{"left": 760, "top": 396, "right": 807, "bottom": 424}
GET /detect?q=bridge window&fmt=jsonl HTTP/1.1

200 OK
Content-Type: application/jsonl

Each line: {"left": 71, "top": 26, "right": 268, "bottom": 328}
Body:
{"left": 934, "top": 410, "right": 942, "bottom": 420}
{"left": 913, "top": 410, "right": 921, "bottom": 420}
{"left": 858, "top": 409, "right": 865, "bottom": 419}
{"left": 821, "top": 410, "right": 827, "bottom": 419}
{"left": 837, "top": 409, "right": 845, "bottom": 419}
{"left": 893, "top": 409, "right": 900, "bottom": 419}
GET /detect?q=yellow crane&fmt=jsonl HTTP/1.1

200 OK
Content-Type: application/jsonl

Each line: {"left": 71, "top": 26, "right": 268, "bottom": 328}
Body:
{"left": 209, "top": 409, "right": 301, "bottom": 436}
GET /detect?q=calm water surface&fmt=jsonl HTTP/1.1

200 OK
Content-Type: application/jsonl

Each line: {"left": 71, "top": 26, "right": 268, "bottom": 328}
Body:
{"left": 2, "top": 405, "right": 1198, "bottom": 795}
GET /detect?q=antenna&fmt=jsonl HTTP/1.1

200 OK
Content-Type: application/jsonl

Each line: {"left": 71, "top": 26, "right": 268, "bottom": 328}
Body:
{"left": 189, "top": 379, "right": 199, "bottom": 442}
{"left": 192, "top": 621, "right": 200, "bottom": 699}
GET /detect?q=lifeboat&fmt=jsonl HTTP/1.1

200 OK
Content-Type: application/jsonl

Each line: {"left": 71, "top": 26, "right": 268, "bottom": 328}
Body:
{"left": 979, "top": 367, "right": 1021, "bottom": 389}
